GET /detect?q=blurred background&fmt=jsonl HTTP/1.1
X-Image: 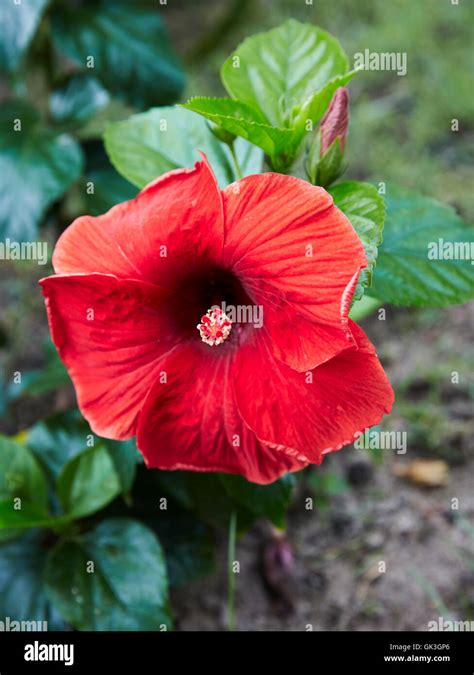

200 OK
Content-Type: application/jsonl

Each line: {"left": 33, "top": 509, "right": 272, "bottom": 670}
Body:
{"left": 0, "top": 0, "right": 473, "bottom": 630}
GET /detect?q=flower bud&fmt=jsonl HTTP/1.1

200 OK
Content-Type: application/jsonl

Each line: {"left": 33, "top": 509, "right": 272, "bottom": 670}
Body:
{"left": 305, "top": 87, "right": 349, "bottom": 187}
{"left": 320, "top": 87, "right": 349, "bottom": 156}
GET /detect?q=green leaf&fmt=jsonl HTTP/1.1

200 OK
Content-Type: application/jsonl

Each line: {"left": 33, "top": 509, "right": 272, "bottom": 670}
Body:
{"left": 49, "top": 74, "right": 110, "bottom": 127}
{"left": 0, "top": 101, "right": 83, "bottom": 239}
{"left": 0, "top": 435, "right": 48, "bottom": 541}
{"left": 218, "top": 21, "right": 354, "bottom": 168}
{"left": 73, "top": 98, "right": 134, "bottom": 142}
{"left": 370, "top": 184, "right": 474, "bottom": 306}
{"left": 84, "top": 167, "right": 138, "bottom": 216}
{"left": 0, "top": 531, "right": 66, "bottom": 629}
{"left": 100, "top": 467, "right": 214, "bottom": 587}
{"left": 50, "top": 0, "right": 184, "bottom": 109}
{"left": 207, "top": 122, "right": 236, "bottom": 146}
{"left": 182, "top": 97, "right": 293, "bottom": 159}
{"left": 26, "top": 411, "right": 91, "bottom": 479}
{"left": 0, "top": 0, "right": 48, "bottom": 72}
{"left": 10, "top": 359, "right": 68, "bottom": 398}
{"left": 45, "top": 518, "right": 171, "bottom": 630}
{"left": 104, "top": 105, "right": 262, "bottom": 188}
{"left": 221, "top": 19, "right": 349, "bottom": 128}
{"left": 0, "top": 435, "right": 48, "bottom": 511}
{"left": 103, "top": 439, "right": 140, "bottom": 502}
{"left": 27, "top": 410, "right": 138, "bottom": 500}
{"left": 56, "top": 445, "right": 121, "bottom": 519}
{"left": 150, "top": 506, "right": 215, "bottom": 587}
{"left": 7, "top": 344, "right": 69, "bottom": 401}
{"left": 79, "top": 143, "right": 138, "bottom": 215}
{"left": 0, "top": 499, "right": 63, "bottom": 530}
{"left": 330, "top": 181, "right": 385, "bottom": 302}
{"left": 220, "top": 474, "right": 295, "bottom": 528}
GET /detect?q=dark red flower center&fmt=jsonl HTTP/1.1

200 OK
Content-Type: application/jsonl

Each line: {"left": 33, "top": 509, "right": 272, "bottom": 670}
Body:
{"left": 172, "top": 267, "right": 254, "bottom": 346}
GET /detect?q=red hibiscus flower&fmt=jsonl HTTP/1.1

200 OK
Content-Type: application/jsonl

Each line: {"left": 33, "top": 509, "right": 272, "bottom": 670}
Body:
{"left": 40, "top": 154, "right": 394, "bottom": 484}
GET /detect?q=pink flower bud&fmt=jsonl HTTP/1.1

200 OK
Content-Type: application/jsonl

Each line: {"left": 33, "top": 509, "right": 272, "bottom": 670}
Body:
{"left": 320, "top": 87, "right": 349, "bottom": 156}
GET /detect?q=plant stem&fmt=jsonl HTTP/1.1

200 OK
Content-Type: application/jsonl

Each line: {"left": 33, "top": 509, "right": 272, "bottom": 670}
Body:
{"left": 227, "top": 511, "right": 237, "bottom": 632}
{"left": 229, "top": 143, "right": 243, "bottom": 180}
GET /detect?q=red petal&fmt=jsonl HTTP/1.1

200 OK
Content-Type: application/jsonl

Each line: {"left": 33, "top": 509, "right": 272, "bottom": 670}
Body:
{"left": 222, "top": 173, "right": 367, "bottom": 371}
{"left": 136, "top": 342, "right": 307, "bottom": 484}
{"left": 234, "top": 320, "right": 394, "bottom": 463}
{"left": 40, "top": 273, "right": 179, "bottom": 439}
{"left": 53, "top": 155, "right": 224, "bottom": 287}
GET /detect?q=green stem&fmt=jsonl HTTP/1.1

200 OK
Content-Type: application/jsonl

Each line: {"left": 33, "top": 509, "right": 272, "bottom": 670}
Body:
{"left": 229, "top": 143, "right": 243, "bottom": 180}
{"left": 227, "top": 511, "right": 237, "bottom": 632}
